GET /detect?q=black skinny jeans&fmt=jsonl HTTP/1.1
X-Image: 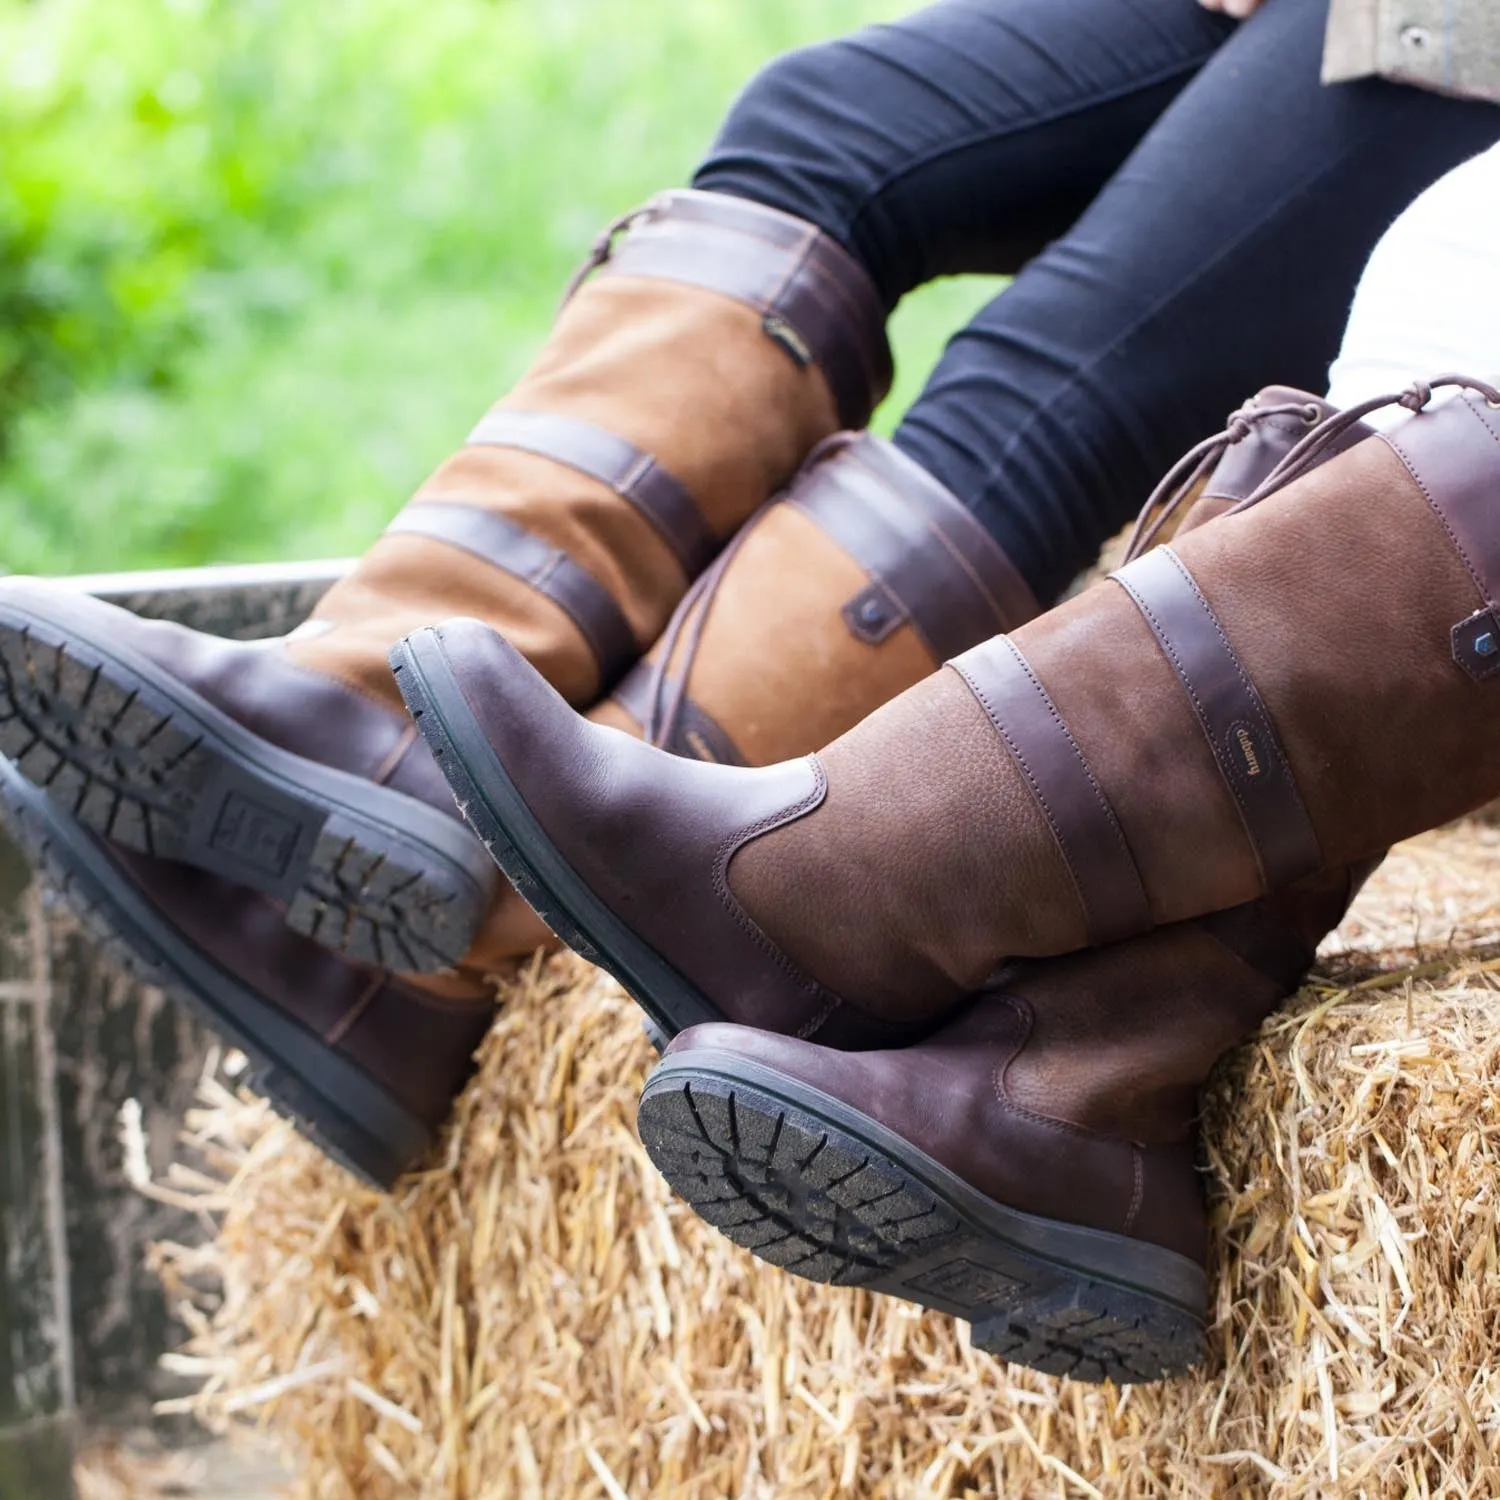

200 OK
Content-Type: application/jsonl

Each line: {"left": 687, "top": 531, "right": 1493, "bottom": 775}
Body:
{"left": 694, "top": 0, "right": 1500, "bottom": 604}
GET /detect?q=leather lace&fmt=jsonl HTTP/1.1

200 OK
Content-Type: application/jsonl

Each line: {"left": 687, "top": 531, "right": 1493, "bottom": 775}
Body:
{"left": 639, "top": 432, "right": 855, "bottom": 750}
{"left": 635, "top": 497, "right": 771, "bottom": 748}
{"left": 1121, "top": 397, "right": 1323, "bottom": 565}
{"left": 1236, "top": 373, "right": 1500, "bottom": 510}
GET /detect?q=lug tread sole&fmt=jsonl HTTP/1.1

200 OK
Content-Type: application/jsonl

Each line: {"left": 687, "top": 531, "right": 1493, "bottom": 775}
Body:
{"left": 0, "top": 753, "right": 423, "bottom": 1189}
{"left": 0, "top": 612, "right": 487, "bottom": 973}
{"left": 638, "top": 1067, "right": 1205, "bottom": 1385}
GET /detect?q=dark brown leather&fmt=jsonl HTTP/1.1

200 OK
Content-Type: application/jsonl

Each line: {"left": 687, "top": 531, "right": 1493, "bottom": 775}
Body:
{"left": 65, "top": 599, "right": 456, "bottom": 809}
{"left": 387, "top": 500, "right": 639, "bottom": 688}
{"left": 465, "top": 410, "right": 714, "bottom": 577}
{"left": 608, "top": 667, "right": 746, "bottom": 765}
{"left": 1201, "top": 389, "right": 1326, "bottom": 503}
{"left": 1111, "top": 546, "right": 1323, "bottom": 889}
{"left": 1385, "top": 396, "right": 1500, "bottom": 609}
{"left": 435, "top": 618, "right": 868, "bottom": 1036}
{"left": 585, "top": 189, "right": 893, "bottom": 430}
{"left": 952, "top": 637, "right": 1149, "bottom": 946}
{"left": 103, "top": 841, "right": 493, "bottom": 1126}
{"left": 424, "top": 382, "right": 1433, "bottom": 1044}
{"left": 658, "top": 856, "right": 1369, "bottom": 1267}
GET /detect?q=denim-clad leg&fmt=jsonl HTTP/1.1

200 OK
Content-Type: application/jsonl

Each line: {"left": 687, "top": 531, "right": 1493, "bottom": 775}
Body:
{"left": 695, "top": 0, "right": 1500, "bottom": 602}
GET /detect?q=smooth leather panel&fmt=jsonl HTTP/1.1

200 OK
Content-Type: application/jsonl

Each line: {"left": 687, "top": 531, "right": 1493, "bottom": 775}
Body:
{"left": 105, "top": 843, "right": 492, "bottom": 1123}
{"left": 436, "top": 619, "right": 844, "bottom": 1035}
{"left": 595, "top": 189, "right": 892, "bottom": 430}
{"left": 609, "top": 665, "right": 747, "bottom": 766}
{"left": 1385, "top": 393, "right": 1500, "bottom": 610}
{"left": 792, "top": 434, "right": 1037, "bottom": 661}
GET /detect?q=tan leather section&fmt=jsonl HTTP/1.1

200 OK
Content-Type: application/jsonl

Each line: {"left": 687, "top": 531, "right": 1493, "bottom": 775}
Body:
{"left": 510, "top": 276, "right": 839, "bottom": 534}
{"left": 411, "top": 445, "right": 684, "bottom": 669}
{"left": 290, "top": 272, "right": 842, "bottom": 716}
{"left": 727, "top": 665, "right": 1091, "bottom": 1022}
{"left": 588, "top": 697, "right": 643, "bottom": 737}
{"left": 1017, "top": 583, "right": 1264, "bottom": 924}
{"left": 652, "top": 506, "right": 940, "bottom": 765}
{"left": 287, "top": 532, "right": 601, "bottom": 711}
{"left": 1168, "top": 488, "right": 1232, "bottom": 541}
{"left": 1174, "top": 437, "right": 1497, "bottom": 871}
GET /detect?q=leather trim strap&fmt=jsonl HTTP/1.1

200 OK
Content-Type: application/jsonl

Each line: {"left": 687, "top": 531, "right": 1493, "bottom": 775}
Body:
{"left": 792, "top": 434, "right": 1040, "bottom": 663}
{"left": 608, "top": 668, "right": 747, "bottom": 766}
{"left": 1381, "top": 394, "right": 1500, "bottom": 681}
{"left": 951, "top": 638, "right": 1150, "bottom": 946}
{"left": 466, "top": 410, "right": 714, "bottom": 578}
{"left": 1111, "top": 546, "right": 1322, "bottom": 889}
{"left": 386, "top": 501, "right": 636, "bottom": 687}
{"left": 592, "top": 190, "right": 893, "bottom": 430}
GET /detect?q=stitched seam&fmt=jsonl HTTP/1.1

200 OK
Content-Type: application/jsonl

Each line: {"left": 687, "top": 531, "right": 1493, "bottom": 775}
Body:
{"left": 955, "top": 653, "right": 1095, "bottom": 931}
{"left": 323, "top": 969, "right": 384, "bottom": 1047}
{"left": 370, "top": 722, "right": 420, "bottom": 788}
{"left": 1001, "top": 646, "right": 1138, "bottom": 883}
{"left": 991, "top": 995, "right": 1116, "bottom": 1144}
{"left": 711, "top": 756, "right": 834, "bottom": 1003}
{"left": 796, "top": 996, "right": 842, "bottom": 1040}
{"left": 1163, "top": 550, "right": 1318, "bottom": 857}
{"left": 1123, "top": 1148, "right": 1146, "bottom": 1236}
{"left": 1387, "top": 404, "right": 1500, "bottom": 606}
{"left": 1115, "top": 566, "right": 1262, "bottom": 876}
{"left": 1386, "top": 434, "right": 1486, "bottom": 599}
{"left": 907, "top": 502, "right": 1006, "bottom": 638}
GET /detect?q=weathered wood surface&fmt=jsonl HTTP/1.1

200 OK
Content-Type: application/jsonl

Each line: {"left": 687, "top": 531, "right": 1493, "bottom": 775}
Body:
{"left": 0, "top": 562, "right": 343, "bottom": 1491}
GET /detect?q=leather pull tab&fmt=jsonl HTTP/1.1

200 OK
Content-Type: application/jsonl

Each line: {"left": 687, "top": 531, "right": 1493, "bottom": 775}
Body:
{"left": 1452, "top": 606, "right": 1500, "bottom": 681}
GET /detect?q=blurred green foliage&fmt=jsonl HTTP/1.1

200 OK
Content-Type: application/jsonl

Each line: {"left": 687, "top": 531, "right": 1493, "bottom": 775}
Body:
{"left": 0, "top": 0, "right": 998, "bottom": 574}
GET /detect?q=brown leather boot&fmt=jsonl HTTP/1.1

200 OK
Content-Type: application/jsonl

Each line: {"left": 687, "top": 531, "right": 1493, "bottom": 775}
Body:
{"left": 637, "top": 862, "right": 1373, "bottom": 1385}
{"left": 397, "top": 388, "right": 1389, "bottom": 1047}
{"left": 0, "top": 190, "right": 889, "bottom": 973}
{"left": 635, "top": 404, "right": 1386, "bottom": 1385}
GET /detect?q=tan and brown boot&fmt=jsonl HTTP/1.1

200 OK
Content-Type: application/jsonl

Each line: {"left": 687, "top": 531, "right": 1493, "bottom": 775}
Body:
{"left": 0, "top": 190, "right": 889, "bottom": 1185}
{"left": 626, "top": 395, "right": 1386, "bottom": 1385}
{"left": 593, "top": 430, "right": 1039, "bottom": 766}
{"left": 0, "top": 189, "right": 889, "bottom": 973}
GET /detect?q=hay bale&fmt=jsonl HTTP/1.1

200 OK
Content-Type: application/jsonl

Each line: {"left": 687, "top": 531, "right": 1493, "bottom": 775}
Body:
{"left": 146, "top": 822, "right": 1500, "bottom": 1498}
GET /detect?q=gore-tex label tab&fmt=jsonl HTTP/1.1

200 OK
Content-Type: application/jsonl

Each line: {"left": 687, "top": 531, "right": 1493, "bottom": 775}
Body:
{"left": 1452, "top": 606, "right": 1500, "bottom": 682}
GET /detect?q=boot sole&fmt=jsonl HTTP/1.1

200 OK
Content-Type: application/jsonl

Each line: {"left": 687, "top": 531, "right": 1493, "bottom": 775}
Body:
{"left": 638, "top": 1049, "right": 1207, "bottom": 1385}
{"left": 0, "top": 591, "right": 496, "bottom": 973}
{"left": 0, "top": 751, "right": 432, "bottom": 1189}
{"left": 390, "top": 629, "right": 724, "bottom": 1041}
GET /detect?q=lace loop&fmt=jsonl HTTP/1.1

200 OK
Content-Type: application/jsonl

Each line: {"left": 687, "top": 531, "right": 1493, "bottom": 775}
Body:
{"left": 560, "top": 201, "right": 657, "bottom": 307}
{"left": 1237, "top": 373, "right": 1500, "bottom": 512}
{"left": 1122, "top": 400, "right": 1320, "bottom": 565}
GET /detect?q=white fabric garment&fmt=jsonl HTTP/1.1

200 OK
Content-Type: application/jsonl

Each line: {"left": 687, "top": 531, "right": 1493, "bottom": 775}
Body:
{"left": 1325, "top": 142, "right": 1500, "bottom": 429}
